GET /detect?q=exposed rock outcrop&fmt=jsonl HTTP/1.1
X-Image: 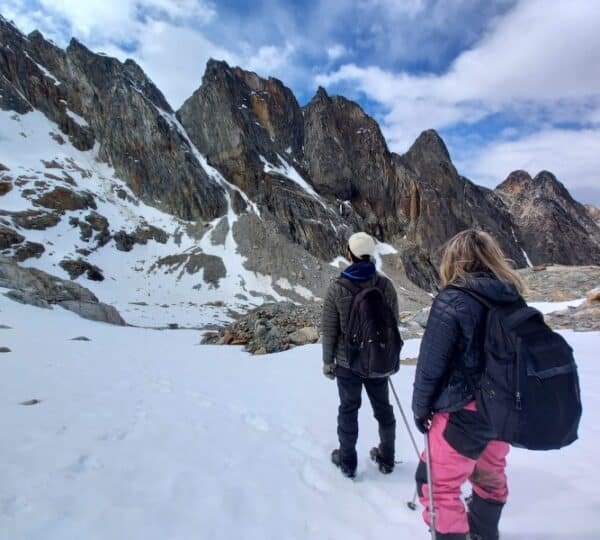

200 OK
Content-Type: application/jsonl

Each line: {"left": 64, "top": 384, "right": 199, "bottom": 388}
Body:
{"left": 2, "top": 15, "right": 599, "bottom": 297}
{"left": 0, "top": 256, "right": 125, "bottom": 325}
{"left": 496, "top": 171, "right": 600, "bottom": 266}
{"left": 544, "top": 290, "right": 600, "bottom": 332}
{"left": 0, "top": 16, "right": 227, "bottom": 222}
{"left": 585, "top": 204, "right": 600, "bottom": 227}
{"left": 519, "top": 264, "right": 600, "bottom": 302}
{"left": 400, "top": 131, "right": 526, "bottom": 267}
{"left": 59, "top": 258, "right": 105, "bottom": 281}
{"left": 201, "top": 302, "right": 321, "bottom": 354}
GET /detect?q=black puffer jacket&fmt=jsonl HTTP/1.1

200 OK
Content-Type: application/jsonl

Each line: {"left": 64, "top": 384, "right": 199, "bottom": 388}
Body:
{"left": 412, "top": 273, "right": 523, "bottom": 419}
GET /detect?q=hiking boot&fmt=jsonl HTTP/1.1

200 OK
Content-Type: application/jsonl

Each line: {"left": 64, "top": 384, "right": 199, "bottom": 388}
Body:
{"left": 369, "top": 446, "right": 394, "bottom": 474}
{"left": 467, "top": 492, "right": 503, "bottom": 540}
{"left": 331, "top": 449, "right": 356, "bottom": 478}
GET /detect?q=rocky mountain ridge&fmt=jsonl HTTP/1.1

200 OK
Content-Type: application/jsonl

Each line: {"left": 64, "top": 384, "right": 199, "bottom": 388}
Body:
{"left": 1, "top": 15, "right": 600, "bottom": 328}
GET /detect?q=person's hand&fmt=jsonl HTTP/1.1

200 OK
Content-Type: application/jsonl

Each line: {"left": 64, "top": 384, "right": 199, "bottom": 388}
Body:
{"left": 414, "top": 413, "right": 433, "bottom": 434}
{"left": 323, "top": 363, "right": 336, "bottom": 380}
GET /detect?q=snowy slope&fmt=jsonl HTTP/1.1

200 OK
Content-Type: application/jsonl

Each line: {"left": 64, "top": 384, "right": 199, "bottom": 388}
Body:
{"left": 0, "top": 109, "right": 300, "bottom": 328}
{"left": 0, "top": 297, "right": 598, "bottom": 539}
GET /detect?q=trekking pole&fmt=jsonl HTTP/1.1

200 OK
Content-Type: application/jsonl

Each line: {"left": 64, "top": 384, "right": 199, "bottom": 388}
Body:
{"left": 388, "top": 379, "right": 421, "bottom": 459}
{"left": 388, "top": 378, "right": 423, "bottom": 512}
{"left": 424, "top": 432, "right": 437, "bottom": 540}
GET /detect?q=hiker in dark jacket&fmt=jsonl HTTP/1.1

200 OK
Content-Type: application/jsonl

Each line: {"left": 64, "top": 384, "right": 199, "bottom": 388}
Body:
{"left": 412, "top": 229, "right": 527, "bottom": 540}
{"left": 321, "top": 232, "right": 400, "bottom": 478}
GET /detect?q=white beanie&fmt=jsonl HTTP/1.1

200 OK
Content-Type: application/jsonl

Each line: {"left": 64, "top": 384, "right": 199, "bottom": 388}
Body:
{"left": 348, "top": 232, "right": 376, "bottom": 259}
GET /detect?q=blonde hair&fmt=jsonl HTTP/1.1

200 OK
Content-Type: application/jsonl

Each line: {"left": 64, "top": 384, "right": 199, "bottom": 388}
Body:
{"left": 439, "top": 229, "right": 526, "bottom": 293}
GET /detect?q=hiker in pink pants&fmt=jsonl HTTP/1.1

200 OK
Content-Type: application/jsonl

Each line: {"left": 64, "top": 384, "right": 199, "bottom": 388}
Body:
{"left": 412, "top": 230, "right": 527, "bottom": 540}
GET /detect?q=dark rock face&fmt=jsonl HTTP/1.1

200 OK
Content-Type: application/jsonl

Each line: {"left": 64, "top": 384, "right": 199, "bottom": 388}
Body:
{"left": 178, "top": 60, "right": 304, "bottom": 193}
{"left": 496, "top": 171, "right": 600, "bottom": 265}
{"left": 302, "top": 88, "right": 413, "bottom": 239}
{"left": 178, "top": 61, "right": 347, "bottom": 261}
{"left": 400, "top": 131, "right": 526, "bottom": 267}
{"left": 2, "top": 14, "right": 598, "bottom": 293}
{"left": 0, "top": 17, "right": 227, "bottom": 222}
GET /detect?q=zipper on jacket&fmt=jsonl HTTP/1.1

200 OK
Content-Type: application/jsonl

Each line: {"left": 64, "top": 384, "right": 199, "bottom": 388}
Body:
{"left": 515, "top": 340, "right": 522, "bottom": 410}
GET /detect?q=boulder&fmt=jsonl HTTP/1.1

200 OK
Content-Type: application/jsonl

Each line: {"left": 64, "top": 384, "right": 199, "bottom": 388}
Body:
{"left": 34, "top": 186, "right": 96, "bottom": 212}
{"left": 288, "top": 326, "right": 319, "bottom": 345}
{"left": 12, "top": 209, "right": 61, "bottom": 230}
{"left": 59, "top": 258, "right": 104, "bottom": 281}
{"left": 14, "top": 241, "right": 45, "bottom": 262}
{"left": 58, "top": 300, "right": 125, "bottom": 325}
{"left": 0, "top": 180, "right": 13, "bottom": 196}
{"left": 0, "top": 224, "right": 24, "bottom": 249}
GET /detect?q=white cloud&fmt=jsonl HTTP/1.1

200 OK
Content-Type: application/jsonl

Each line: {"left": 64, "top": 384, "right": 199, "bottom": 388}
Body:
{"left": 458, "top": 127, "right": 600, "bottom": 204}
{"left": 357, "top": 0, "right": 426, "bottom": 18}
{"left": 32, "top": 0, "right": 215, "bottom": 40}
{"left": 128, "top": 21, "right": 240, "bottom": 108}
{"left": 317, "top": 0, "right": 600, "bottom": 142}
{"left": 246, "top": 42, "right": 296, "bottom": 76}
{"left": 315, "top": 0, "right": 600, "bottom": 200}
{"left": 326, "top": 44, "right": 347, "bottom": 61}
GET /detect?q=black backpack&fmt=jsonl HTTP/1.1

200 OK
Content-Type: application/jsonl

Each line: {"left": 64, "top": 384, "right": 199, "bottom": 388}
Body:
{"left": 338, "top": 276, "right": 403, "bottom": 378}
{"left": 455, "top": 287, "right": 582, "bottom": 451}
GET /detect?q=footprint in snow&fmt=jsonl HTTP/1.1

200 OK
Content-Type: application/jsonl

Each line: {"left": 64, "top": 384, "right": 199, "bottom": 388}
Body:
{"left": 65, "top": 454, "right": 103, "bottom": 476}
{"left": 244, "top": 414, "right": 270, "bottom": 432}
{"left": 185, "top": 390, "right": 212, "bottom": 408}
{"left": 154, "top": 378, "right": 172, "bottom": 393}
{"left": 289, "top": 435, "right": 323, "bottom": 460}
{"left": 362, "top": 483, "right": 405, "bottom": 524}
{"left": 301, "top": 463, "right": 332, "bottom": 493}
{"left": 1, "top": 495, "right": 31, "bottom": 516}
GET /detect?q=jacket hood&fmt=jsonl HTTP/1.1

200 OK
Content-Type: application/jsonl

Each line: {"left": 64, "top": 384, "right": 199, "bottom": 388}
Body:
{"left": 341, "top": 261, "right": 376, "bottom": 281}
{"left": 461, "top": 272, "right": 521, "bottom": 304}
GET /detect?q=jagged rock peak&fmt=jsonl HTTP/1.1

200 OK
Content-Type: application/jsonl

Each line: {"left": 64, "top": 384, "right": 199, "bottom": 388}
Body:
{"left": 178, "top": 57, "right": 305, "bottom": 189}
{"left": 203, "top": 58, "right": 231, "bottom": 79}
{"left": 64, "top": 38, "right": 172, "bottom": 112}
{"left": 406, "top": 129, "right": 451, "bottom": 162}
{"left": 313, "top": 86, "right": 330, "bottom": 102}
{"left": 496, "top": 170, "right": 600, "bottom": 266}
{"left": 497, "top": 169, "right": 573, "bottom": 203}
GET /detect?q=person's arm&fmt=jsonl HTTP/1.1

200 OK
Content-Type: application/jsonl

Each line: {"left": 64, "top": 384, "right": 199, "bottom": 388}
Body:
{"left": 412, "top": 293, "right": 460, "bottom": 419}
{"left": 321, "top": 283, "right": 340, "bottom": 366}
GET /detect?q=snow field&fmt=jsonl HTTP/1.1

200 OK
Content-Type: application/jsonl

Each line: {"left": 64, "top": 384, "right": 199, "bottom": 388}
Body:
{"left": 0, "top": 109, "right": 303, "bottom": 328}
{"left": 0, "top": 298, "right": 599, "bottom": 539}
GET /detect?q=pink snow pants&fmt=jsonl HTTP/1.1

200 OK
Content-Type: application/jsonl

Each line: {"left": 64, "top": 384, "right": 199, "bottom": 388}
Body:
{"left": 418, "top": 402, "right": 510, "bottom": 535}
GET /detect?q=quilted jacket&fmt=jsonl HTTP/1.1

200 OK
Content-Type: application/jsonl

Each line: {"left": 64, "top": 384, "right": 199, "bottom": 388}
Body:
{"left": 321, "top": 270, "right": 399, "bottom": 370}
{"left": 412, "top": 272, "right": 523, "bottom": 418}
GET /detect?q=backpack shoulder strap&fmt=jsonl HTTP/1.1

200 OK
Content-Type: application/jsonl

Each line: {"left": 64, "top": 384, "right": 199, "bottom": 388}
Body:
{"left": 374, "top": 274, "right": 386, "bottom": 293}
{"left": 337, "top": 276, "right": 363, "bottom": 297}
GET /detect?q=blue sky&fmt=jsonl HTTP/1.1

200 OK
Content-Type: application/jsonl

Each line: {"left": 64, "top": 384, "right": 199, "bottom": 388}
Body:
{"left": 4, "top": 0, "right": 600, "bottom": 204}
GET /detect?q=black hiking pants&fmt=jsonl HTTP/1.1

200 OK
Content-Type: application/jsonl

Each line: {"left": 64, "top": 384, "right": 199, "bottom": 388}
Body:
{"left": 336, "top": 367, "right": 396, "bottom": 470}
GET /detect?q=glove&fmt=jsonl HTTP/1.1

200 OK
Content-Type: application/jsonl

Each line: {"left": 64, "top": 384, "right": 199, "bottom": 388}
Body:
{"left": 414, "top": 413, "right": 433, "bottom": 434}
{"left": 323, "top": 363, "right": 336, "bottom": 380}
